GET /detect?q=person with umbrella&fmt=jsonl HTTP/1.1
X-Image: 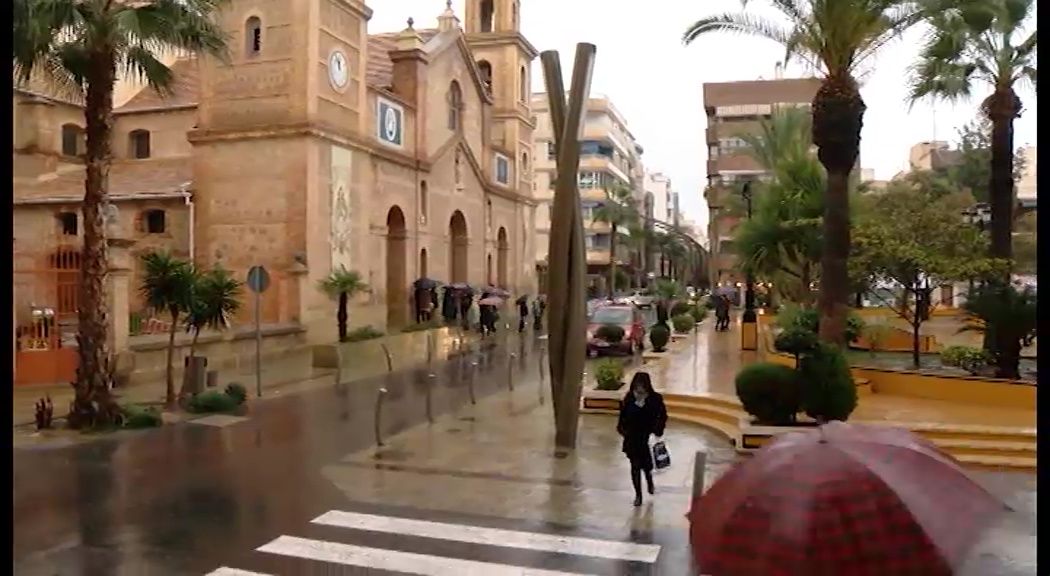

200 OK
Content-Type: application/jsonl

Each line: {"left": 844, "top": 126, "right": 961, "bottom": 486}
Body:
{"left": 440, "top": 287, "right": 456, "bottom": 325}
{"left": 532, "top": 295, "right": 547, "bottom": 332}
{"left": 616, "top": 372, "right": 667, "bottom": 507}
{"left": 412, "top": 278, "right": 438, "bottom": 323}
{"left": 478, "top": 292, "right": 502, "bottom": 336}
{"left": 515, "top": 294, "right": 529, "bottom": 333}
{"left": 713, "top": 293, "right": 730, "bottom": 332}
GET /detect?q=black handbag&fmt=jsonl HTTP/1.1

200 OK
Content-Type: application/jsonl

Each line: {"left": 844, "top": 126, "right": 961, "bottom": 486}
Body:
{"left": 652, "top": 440, "right": 671, "bottom": 469}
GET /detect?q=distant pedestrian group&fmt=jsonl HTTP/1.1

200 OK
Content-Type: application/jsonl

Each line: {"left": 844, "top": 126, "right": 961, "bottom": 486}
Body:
{"left": 713, "top": 294, "right": 732, "bottom": 332}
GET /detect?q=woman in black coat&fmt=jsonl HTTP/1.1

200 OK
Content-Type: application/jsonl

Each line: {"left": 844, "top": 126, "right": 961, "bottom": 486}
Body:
{"left": 617, "top": 371, "right": 668, "bottom": 506}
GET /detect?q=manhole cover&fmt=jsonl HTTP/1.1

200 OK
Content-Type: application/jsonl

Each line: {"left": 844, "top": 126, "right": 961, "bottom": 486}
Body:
{"left": 373, "top": 449, "right": 413, "bottom": 462}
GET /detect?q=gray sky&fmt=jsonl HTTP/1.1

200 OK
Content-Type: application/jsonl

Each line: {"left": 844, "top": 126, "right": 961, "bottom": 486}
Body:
{"left": 369, "top": 1, "right": 1038, "bottom": 229}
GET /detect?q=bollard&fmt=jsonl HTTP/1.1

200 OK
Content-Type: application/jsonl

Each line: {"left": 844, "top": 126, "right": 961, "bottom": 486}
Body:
{"left": 425, "top": 373, "right": 436, "bottom": 424}
{"left": 333, "top": 345, "right": 344, "bottom": 387}
{"left": 468, "top": 360, "right": 479, "bottom": 405}
{"left": 507, "top": 353, "right": 517, "bottom": 391}
{"left": 426, "top": 330, "right": 434, "bottom": 366}
{"left": 374, "top": 387, "right": 389, "bottom": 446}
{"left": 691, "top": 450, "right": 708, "bottom": 500}
{"left": 380, "top": 343, "right": 394, "bottom": 372}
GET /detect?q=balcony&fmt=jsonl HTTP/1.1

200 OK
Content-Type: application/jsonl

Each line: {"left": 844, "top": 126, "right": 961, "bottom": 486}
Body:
{"left": 579, "top": 156, "right": 629, "bottom": 182}
{"left": 586, "top": 249, "right": 612, "bottom": 265}
{"left": 579, "top": 187, "right": 609, "bottom": 202}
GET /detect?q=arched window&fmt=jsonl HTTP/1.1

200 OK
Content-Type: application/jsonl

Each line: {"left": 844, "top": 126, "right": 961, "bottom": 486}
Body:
{"left": 60, "top": 124, "right": 82, "bottom": 157}
{"left": 480, "top": 0, "right": 495, "bottom": 32}
{"left": 245, "top": 16, "right": 262, "bottom": 56}
{"left": 477, "top": 61, "right": 493, "bottom": 93}
{"left": 521, "top": 152, "right": 529, "bottom": 176}
{"left": 141, "top": 209, "right": 166, "bottom": 234}
{"left": 56, "top": 212, "right": 78, "bottom": 236}
{"left": 518, "top": 66, "right": 528, "bottom": 102}
{"left": 486, "top": 199, "right": 493, "bottom": 232}
{"left": 128, "top": 129, "right": 151, "bottom": 159}
{"left": 420, "top": 180, "right": 429, "bottom": 224}
{"left": 447, "top": 81, "right": 463, "bottom": 131}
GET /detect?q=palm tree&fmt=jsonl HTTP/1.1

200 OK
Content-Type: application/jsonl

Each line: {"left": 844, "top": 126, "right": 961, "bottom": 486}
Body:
{"left": 185, "top": 267, "right": 243, "bottom": 359}
{"left": 140, "top": 252, "right": 198, "bottom": 408}
{"left": 13, "top": 0, "right": 229, "bottom": 427}
{"left": 907, "top": 0, "right": 1036, "bottom": 271}
{"left": 319, "top": 267, "right": 369, "bottom": 342}
{"left": 591, "top": 183, "right": 639, "bottom": 298}
{"left": 684, "top": 0, "right": 925, "bottom": 345}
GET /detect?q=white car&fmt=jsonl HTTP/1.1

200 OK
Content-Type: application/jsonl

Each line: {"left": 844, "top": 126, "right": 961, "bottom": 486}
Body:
{"left": 629, "top": 291, "right": 655, "bottom": 309}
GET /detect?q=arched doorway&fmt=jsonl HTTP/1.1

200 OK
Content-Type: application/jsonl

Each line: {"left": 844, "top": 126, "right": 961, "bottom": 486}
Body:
{"left": 448, "top": 211, "right": 468, "bottom": 283}
{"left": 486, "top": 254, "right": 493, "bottom": 285}
{"left": 496, "top": 227, "right": 509, "bottom": 288}
{"left": 419, "top": 248, "right": 428, "bottom": 278}
{"left": 386, "top": 207, "right": 408, "bottom": 329}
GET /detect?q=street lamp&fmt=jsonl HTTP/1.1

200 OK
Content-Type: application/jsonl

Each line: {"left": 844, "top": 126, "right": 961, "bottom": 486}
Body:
{"left": 961, "top": 204, "right": 992, "bottom": 295}
{"left": 740, "top": 181, "right": 758, "bottom": 350}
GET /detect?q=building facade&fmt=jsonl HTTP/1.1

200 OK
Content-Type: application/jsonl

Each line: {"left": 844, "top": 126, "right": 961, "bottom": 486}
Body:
{"left": 531, "top": 92, "right": 645, "bottom": 287}
{"left": 703, "top": 76, "right": 821, "bottom": 289}
{"left": 13, "top": 0, "right": 538, "bottom": 384}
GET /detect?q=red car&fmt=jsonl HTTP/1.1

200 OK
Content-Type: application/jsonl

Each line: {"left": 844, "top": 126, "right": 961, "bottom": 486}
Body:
{"left": 586, "top": 305, "right": 646, "bottom": 357}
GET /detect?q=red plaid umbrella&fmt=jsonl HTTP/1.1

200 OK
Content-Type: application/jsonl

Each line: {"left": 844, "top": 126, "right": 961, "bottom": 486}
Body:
{"left": 689, "top": 422, "right": 1006, "bottom": 576}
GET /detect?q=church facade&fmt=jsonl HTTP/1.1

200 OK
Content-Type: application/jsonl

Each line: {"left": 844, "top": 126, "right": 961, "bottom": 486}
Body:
{"left": 13, "top": 0, "right": 538, "bottom": 382}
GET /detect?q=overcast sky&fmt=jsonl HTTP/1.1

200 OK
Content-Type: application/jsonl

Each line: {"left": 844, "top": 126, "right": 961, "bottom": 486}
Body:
{"left": 369, "top": 1, "right": 1038, "bottom": 231}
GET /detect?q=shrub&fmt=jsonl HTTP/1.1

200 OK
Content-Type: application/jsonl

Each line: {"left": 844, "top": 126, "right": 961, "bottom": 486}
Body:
{"left": 402, "top": 318, "right": 443, "bottom": 333}
{"left": 862, "top": 323, "right": 894, "bottom": 354}
{"left": 734, "top": 362, "right": 801, "bottom": 425}
{"left": 776, "top": 305, "right": 865, "bottom": 344}
{"left": 689, "top": 305, "right": 707, "bottom": 324}
{"left": 670, "top": 301, "right": 692, "bottom": 317}
{"left": 224, "top": 382, "right": 248, "bottom": 405}
{"left": 774, "top": 326, "right": 819, "bottom": 360}
{"left": 342, "top": 325, "right": 385, "bottom": 342}
{"left": 34, "top": 396, "right": 54, "bottom": 431}
{"left": 671, "top": 314, "right": 695, "bottom": 334}
{"left": 941, "top": 345, "right": 991, "bottom": 376}
{"left": 649, "top": 324, "right": 671, "bottom": 352}
{"left": 187, "top": 390, "right": 239, "bottom": 414}
{"left": 797, "top": 343, "right": 857, "bottom": 422}
{"left": 595, "top": 324, "right": 625, "bottom": 344}
{"left": 123, "top": 405, "right": 163, "bottom": 429}
{"left": 594, "top": 359, "right": 625, "bottom": 390}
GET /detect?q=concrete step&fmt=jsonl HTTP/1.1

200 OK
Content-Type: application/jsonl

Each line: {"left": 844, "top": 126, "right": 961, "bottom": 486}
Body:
{"left": 932, "top": 438, "right": 1037, "bottom": 459}
{"left": 668, "top": 410, "right": 738, "bottom": 443}
{"left": 953, "top": 452, "right": 1037, "bottom": 472}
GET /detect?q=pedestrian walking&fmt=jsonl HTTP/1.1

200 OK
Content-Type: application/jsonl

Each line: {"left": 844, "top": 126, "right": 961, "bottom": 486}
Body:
{"left": 532, "top": 296, "right": 546, "bottom": 332}
{"left": 516, "top": 295, "right": 529, "bottom": 332}
{"left": 714, "top": 294, "right": 729, "bottom": 331}
{"left": 617, "top": 372, "right": 667, "bottom": 507}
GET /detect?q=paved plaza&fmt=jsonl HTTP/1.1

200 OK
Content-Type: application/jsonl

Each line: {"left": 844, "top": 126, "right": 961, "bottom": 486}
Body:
{"left": 13, "top": 323, "right": 1037, "bottom": 575}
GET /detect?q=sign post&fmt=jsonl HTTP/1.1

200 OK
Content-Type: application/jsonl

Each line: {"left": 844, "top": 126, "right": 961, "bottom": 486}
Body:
{"left": 246, "top": 265, "right": 271, "bottom": 398}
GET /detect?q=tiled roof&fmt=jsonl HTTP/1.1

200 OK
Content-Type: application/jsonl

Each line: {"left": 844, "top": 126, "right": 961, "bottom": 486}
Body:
{"left": 366, "top": 29, "right": 440, "bottom": 90}
{"left": 15, "top": 157, "right": 192, "bottom": 202}
{"left": 118, "top": 58, "right": 200, "bottom": 111}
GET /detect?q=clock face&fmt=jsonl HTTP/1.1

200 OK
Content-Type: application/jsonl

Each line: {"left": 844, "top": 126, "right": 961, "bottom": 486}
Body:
{"left": 328, "top": 50, "right": 349, "bottom": 90}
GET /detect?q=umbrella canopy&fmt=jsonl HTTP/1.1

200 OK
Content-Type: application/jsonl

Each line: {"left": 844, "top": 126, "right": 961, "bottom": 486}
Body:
{"left": 689, "top": 422, "right": 1005, "bottom": 576}
{"left": 413, "top": 277, "right": 440, "bottom": 290}
{"left": 479, "top": 296, "right": 504, "bottom": 306}
{"left": 447, "top": 282, "right": 472, "bottom": 291}
{"left": 485, "top": 286, "right": 510, "bottom": 298}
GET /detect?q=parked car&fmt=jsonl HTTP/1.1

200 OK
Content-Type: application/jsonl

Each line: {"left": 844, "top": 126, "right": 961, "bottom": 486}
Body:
{"left": 586, "top": 304, "right": 646, "bottom": 357}
{"left": 628, "top": 290, "right": 655, "bottom": 309}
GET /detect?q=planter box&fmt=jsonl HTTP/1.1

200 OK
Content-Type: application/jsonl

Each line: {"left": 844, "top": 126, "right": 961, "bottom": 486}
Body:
{"left": 580, "top": 387, "right": 624, "bottom": 412}
{"left": 736, "top": 417, "right": 821, "bottom": 452}
{"left": 312, "top": 327, "right": 465, "bottom": 379}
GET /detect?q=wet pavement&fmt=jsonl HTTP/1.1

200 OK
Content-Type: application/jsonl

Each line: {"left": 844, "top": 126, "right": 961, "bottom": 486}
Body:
{"left": 13, "top": 331, "right": 1036, "bottom": 575}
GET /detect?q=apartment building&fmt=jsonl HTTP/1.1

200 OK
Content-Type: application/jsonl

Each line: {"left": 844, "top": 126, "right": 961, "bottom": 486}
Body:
{"left": 703, "top": 74, "right": 821, "bottom": 288}
{"left": 644, "top": 172, "right": 676, "bottom": 226}
{"left": 532, "top": 92, "right": 646, "bottom": 285}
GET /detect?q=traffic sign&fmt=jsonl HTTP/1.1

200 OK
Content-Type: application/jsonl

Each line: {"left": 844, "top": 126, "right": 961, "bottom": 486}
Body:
{"left": 246, "top": 265, "right": 271, "bottom": 293}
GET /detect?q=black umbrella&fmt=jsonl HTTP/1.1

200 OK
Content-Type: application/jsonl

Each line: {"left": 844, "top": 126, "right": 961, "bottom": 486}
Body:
{"left": 413, "top": 277, "right": 440, "bottom": 290}
{"left": 448, "top": 282, "right": 472, "bottom": 291}
{"left": 486, "top": 286, "right": 510, "bottom": 298}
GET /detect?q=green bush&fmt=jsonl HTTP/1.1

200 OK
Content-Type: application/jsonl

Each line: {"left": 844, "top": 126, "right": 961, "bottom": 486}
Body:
{"left": 402, "top": 318, "right": 443, "bottom": 333}
{"left": 776, "top": 305, "right": 865, "bottom": 344}
{"left": 224, "top": 382, "right": 248, "bottom": 405}
{"left": 941, "top": 345, "right": 991, "bottom": 376}
{"left": 734, "top": 362, "right": 801, "bottom": 425}
{"left": 649, "top": 324, "right": 671, "bottom": 352}
{"left": 671, "top": 314, "right": 695, "bottom": 334}
{"left": 342, "top": 325, "right": 385, "bottom": 342}
{"left": 774, "top": 326, "right": 819, "bottom": 359}
{"left": 670, "top": 301, "right": 692, "bottom": 317}
{"left": 797, "top": 343, "right": 857, "bottom": 422}
{"left": 595, "top": 324, "right": 625, "bottom": 344}
{"left": 594, "top": 359, "right": 625, "bottom": 390}
{"left": 123, "top": 405, "right": 163, "bottom": 429}
{"left": 187, "top": 390, "right": 239, "bottom": 414}
{"left": 689, "top": 305, "right": 707, "bottom": 324}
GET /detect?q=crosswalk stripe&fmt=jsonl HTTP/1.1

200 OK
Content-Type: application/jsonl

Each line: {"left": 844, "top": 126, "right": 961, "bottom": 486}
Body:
{"left": 257, "top": 535, "right": 597, "bottom": 575}
{"left": 312, "top": 510, "right": 661, "bottom": 564}
{"left": 204, "top": 568, "right": 272, "bottom": 576}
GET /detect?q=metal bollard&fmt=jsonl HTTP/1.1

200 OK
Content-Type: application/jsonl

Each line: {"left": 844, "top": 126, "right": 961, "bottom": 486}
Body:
{"left": 691, "top": 450, "right": 708, "bottom": 499}
{"left": 468, "top": 360, "right": 479, "bottom": 405}
{"left": 374, "top": 387, "right": 389, "bottom": 447}
{"left": 333, "top": 346, "right": 344, "bottom": 387}
{"left": 425, "top": 373, "right": 436, "bottom": 423}
{"left": 426, "top": 330, "right": 434, "bottom": 366}
{"left": 380, "top": 343, "right": 394, "bottom": 372}
{"left": 507, "top": 353, "right": 517, "bottom": 391}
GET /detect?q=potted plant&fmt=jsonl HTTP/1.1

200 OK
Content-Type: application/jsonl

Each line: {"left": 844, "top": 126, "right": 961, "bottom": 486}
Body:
{"left": 182, "top": 267, "right": 242, "bottom": 398}
{"left": 671, "top": 313, "right": 694, "bottom": 334}
{"left": 319, "top": 267, "right": 369, "bottom": 342}
{"left": 139, "top": 252, "right": 197, "bottom": 408}
{"left": 593, "top": 359, "right": 626, "bottom": 391}
{"left": 649, "top": 323, "right": 671, "bottom": 352}
{"left": 595, "top": 324, "right": 625, "bottom": 345}
{"left": 734, "top": 362, "right": 801, "bottom": 426}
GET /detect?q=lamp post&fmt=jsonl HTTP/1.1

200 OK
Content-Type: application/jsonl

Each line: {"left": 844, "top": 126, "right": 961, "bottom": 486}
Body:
{"left": 961, "top": 203, "right": 992, "bottom": 296}
{"left": 740, "top": 181, "right": 758, "bottom": 350}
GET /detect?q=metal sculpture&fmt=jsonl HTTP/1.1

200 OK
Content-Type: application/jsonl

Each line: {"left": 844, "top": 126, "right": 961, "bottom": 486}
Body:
{"left": 541, "top": 44, "right": 595, "bottom": 449}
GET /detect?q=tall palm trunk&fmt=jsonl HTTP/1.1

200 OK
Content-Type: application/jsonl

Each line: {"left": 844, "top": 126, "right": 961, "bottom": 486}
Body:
{"left": 812, "top": 75, "right": 865, "bottom": 346}
{"left": 69, "top": 55, "right": 119, "bottom": 429}
{"left": 608, "top": 223, "right": 618, "bottom": 298}
{"left": 336, "top": 292, "right": 348, "bottom": 341}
